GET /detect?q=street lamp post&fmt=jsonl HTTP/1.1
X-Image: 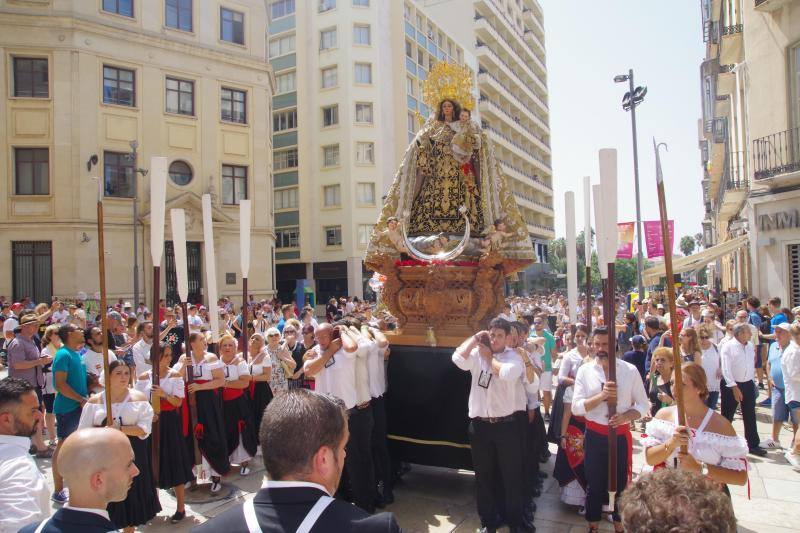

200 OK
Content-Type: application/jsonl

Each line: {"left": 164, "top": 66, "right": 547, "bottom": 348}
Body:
{"left": 615, "top": 69, "right": 647, "bottom": 301}
{"left": 126, "top": 141, "right": 149, "bottom": 311}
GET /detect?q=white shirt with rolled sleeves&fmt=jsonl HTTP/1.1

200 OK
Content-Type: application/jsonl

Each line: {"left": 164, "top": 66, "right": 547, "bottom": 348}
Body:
{"left": 311, "top": 345, "right": 357, "bottom": 409}
{"left": 0, "top": 435, "right": 50, "bottom": 532}
{"left": 366, "top": 342, "right": 387, "bottom": 399}
{"left": 354, "top": 337, "right": 372, "bottom": 405}
{"left": 521, "top": 349, "right": 540, "bottom": 410}
{"left": 452, "top": 346, "right": 525, "bottom": 419}
{"left": 720, "top": 339, "right": 756, "bottom": 387}
{"left": 781, "top": 340, "right": 800, "bottom": 404}
{"left": 131, "top": 338, "right": 152, "bottom": 374}
{"left": 571, "top": 359, "right": 649, "bottom": 425}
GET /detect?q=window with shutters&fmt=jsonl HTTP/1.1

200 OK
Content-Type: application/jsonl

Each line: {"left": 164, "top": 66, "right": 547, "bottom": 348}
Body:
{"left": 790, "top": 243, "right": 800, "bottom": 308}
{"left": 12, "top": 241, "right": 52, "bottom": 304}
{"left": 273, "top": 109, "right": 297, "bottom": 131}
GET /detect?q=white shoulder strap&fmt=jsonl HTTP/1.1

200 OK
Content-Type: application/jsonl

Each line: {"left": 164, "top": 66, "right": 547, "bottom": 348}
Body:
{"left": 243, "top": 498, "right": 261, "bottom": 533}
{"left": 297, "top": 495, "right": 335, "bottom": 533}
{"left": 33, "top": 519, "right": 49, "bottom": 533}
{"left": 696, "top": 408, "right": 715, "bottom": 434}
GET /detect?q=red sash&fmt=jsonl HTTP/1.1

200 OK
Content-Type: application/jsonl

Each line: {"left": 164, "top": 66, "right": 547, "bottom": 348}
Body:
{"left": 222, "top": 387, "right": 244, "bottom": 401}
{"left": 159, "top": 398, "right": 178, "bottom": 412}
{"left": 586, "top": 420, "right": 633, "bottom": 483}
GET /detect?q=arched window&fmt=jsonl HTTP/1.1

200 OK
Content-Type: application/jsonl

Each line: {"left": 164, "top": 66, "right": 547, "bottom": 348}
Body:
{"left": 169, "top": 160, "right": 192, "bottom": 186}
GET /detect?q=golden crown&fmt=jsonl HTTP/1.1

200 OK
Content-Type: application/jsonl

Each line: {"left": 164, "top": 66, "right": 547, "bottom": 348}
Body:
{"left": 421, "top": 61, "right": 476, "bottom": 117}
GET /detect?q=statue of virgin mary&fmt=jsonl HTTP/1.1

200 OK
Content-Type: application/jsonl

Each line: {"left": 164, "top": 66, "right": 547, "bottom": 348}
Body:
{"left": 366, "top": 63, "right": 535, "bottom": 275}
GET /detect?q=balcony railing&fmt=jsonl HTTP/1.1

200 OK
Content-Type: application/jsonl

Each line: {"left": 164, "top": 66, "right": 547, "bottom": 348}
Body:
{"left": 753, "top": 127, "right": 800, "bottom": 180}
{"left": 721, "top": 24, "right": 743, "bottom": 35}
{"left": 475, "top": 42, "right": 548, "bottom": 108}
{"left": 485, "top": 124, "right": 551, "bottom": 169}
{"left": 715, "top": 150, "right": 748, "bottom": 210}
{"left": 513, "top": 191, "right": 553, "bottom": 211}
{"left": 498, "top": 159, "right": 552, "bottom": 190}
{"left": 477, "top": 69, "right": 549, "bottom": 125}
{"left": 479, "top": 96, "right": 549, "bottom": 148}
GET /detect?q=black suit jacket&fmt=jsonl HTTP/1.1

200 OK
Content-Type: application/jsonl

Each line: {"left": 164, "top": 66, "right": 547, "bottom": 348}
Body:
{"left": 18, "top": 508, "right": 118, "bottom": 533}
{"left": 193, "top": 486, "right": 402, "bottom": 533}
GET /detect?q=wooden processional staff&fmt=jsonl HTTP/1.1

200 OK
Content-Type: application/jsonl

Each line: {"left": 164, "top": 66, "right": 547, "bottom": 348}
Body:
{"left": 148, "top": 157, "right": 167, "bottom": 475}
{"left": 171, "top": 208, "right": 201, "bottom": 467}
{"left": 654, "top": 140, "right": 687, "bottom": 450}
{"left": 583, "top": 176, "right": 592, "bottom": 325}
{"left": 239, "top": 200, "right": 251, "bottom": 362}
{"left": 94, "top": 178, "right": 113, "bottom": 424}
{"left": 594, "top": 148, "right": 619, "bottom": 494}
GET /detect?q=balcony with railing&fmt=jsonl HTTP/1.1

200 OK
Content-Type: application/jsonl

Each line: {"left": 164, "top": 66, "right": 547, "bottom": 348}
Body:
{"left": 473, "top": 0, "right": 546, "bottom": 73}
{"left": 473, "top": 16, "right": 547, "bottom": 94}
{"left": 479, "top": 96, "right": 550, "bottom": 151}
{"left": 755, "top": 0, "right": 792, "bottom": 12}
{"left": 513, "top": 191, "right": 554, "bottom": 214}
{"left": 715, "top": 150, "right": 748, "bottom": 221}
{"left": 753, "top": 127, "right": 800, "bottom": 181}
{"left": 475, "top": 42, "right": 548, "bottom": 110}
{"left": 477, "top": 70, "right": 549, "bottom": 131}
{"left": 484, "top": 124, "right": 552, "bottom": 171}
{"left": 498, "top": 159, "right": 552, "bottom": 192}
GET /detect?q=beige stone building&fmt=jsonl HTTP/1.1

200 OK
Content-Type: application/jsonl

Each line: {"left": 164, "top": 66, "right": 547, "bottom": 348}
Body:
{"left": 267, "top": 0, "right": 552, "bottom": 303}
{"left": 0, "top": 0, "right": 275, "bottom": 307}
{"left": 698, "top": 0, "right": 800, "bottom": 307}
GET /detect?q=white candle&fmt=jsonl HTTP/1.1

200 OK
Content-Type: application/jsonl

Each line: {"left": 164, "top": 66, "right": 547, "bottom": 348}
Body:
{"left": 598, "top": 149, "right": 618, "bottom": 270}
{"left": 593, "top": 183, "right": 608, "bottom": 280}
{"left": 170, "top": 209, "right": 189, "bottom": 303}
{"left": 150, "top": 157, "right": 167, "bottom": 266}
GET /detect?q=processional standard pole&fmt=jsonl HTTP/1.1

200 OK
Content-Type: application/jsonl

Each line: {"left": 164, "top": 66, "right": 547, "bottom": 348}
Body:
{"left": 565, "top": 192, "right": 578, "bottom": 325}
{"left": 654, "top": 139, "right": 687, "bottom": 451}
{"left": 584, "top": 176, "right": 592, "bottom": 325}
{"left": 239, "top": 200, "right": 251, "bottom": 362}
{"left": 148, "top": 157, "right": 167, "bottom": 476}
{"left": 95, "top": 178, "right": 113, "bottom": 425}
{"left": 202, "top": 194, "right": 221, "bottom": 350}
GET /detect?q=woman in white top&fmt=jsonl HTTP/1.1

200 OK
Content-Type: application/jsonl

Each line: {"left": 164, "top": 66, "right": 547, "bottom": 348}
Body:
{"left": 696, "top": 324, "right": 722, "bottom": 410}
{"left": 78, "top": 360, "right": 160, "bottom": 532}
{"left": 247, "top": 333, "right": 273, "bottom": 431}
{"left": 642, "top": 362, "right": 748, "bottom": 491}
{"left": 264, "top": 327, "right": 296, "bottom": 395}
{"left": 250, "top": 309, "right": 269, "bottom": 335}
{"left": 135, "top": 343, "right": 194, "bottom": 524}
{"left": 174, "top": 331, "right": 230, "bottom": 492}
{"left": 38, "top": 324, "right": 60, "bottom": 449}
{"left": 218, "top": 334, "right": 257, "bottom": 475}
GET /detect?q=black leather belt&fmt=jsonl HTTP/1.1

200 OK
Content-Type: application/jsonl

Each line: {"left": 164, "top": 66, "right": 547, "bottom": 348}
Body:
{"left": 474, "top": 414, "right": 515, "bottom": 424}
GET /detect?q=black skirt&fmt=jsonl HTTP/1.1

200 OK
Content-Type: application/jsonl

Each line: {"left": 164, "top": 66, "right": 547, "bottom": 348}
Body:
{"left": 108, "top": 435, "right": 161, "bottom": 528}
{"left": 157, "top": 409, "right": 195, "bottom": 488}
{"left": 223, "top": 391, "right": 259, "bottom": 460}
{"left": 251, "top": 381, "right": 273, "bottom": 432}
{"left": 193, "top": 388, "right": 231, "bottom": 475}
{"left": 547, "top": 383, "right": 568, "bottom": 444}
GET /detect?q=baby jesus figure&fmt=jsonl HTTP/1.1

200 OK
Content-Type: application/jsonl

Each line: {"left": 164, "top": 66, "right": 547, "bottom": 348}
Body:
{"left": 451, "top": 109, "right": 481, "bottom": 192}
{"left": 480, "top": 218, "right": 514, "bottom": 254}
{"left": 378, "top": 216, "right": 409, "bottom": 255}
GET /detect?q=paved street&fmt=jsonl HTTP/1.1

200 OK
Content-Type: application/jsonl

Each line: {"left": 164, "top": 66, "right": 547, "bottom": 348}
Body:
{"left": 20, "top": 384, "right": 800, "bottom": 532}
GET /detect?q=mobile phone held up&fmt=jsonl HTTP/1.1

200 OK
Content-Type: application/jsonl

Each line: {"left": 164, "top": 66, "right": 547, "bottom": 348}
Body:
{"left": 478, "top": 333, "right": 491, "bottom": 347}
{"left": 332, "top": 327, "right": 341, "bottom": 340}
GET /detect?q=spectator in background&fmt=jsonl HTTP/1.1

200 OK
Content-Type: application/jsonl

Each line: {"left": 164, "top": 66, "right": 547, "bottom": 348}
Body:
{"left": 644, "top": 316, "right": 670, "bottom": 375}
{"left": 0, "top": 377, "right": 50, "bottom": 531}
{"left": 623, "top": 335, "right": 647, "bottom": 384}
{"left": 761, "top": 323, "right": 797, "bottom": 450}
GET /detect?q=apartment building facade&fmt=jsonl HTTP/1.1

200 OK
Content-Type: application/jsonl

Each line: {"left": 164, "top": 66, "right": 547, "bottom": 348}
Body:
{"left": 267, "top": 0, "right": 479, "bottom": 304}
{"left": 0, "top": 0, "right": 275, "bottom": 306}
{"left": 698, "top": 0, "right": 800, "bottom": 307}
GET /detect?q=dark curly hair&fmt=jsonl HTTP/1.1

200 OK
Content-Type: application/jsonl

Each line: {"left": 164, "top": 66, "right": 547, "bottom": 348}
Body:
{"left": 618, "top": 469, "right": 736, "bottom": 533}
{"left": 436, "top": 99, "right": 461, "bottom": 122}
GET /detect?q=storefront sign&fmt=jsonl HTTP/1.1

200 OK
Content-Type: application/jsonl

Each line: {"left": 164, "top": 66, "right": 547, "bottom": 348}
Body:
{"left": 759, "top": 209, "right": 800, "bottom": 232}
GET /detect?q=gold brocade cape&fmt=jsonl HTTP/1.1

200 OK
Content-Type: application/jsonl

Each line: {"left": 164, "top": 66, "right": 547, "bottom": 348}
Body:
{"left": 365, "top": 118, "right": 535, "bottom": 276}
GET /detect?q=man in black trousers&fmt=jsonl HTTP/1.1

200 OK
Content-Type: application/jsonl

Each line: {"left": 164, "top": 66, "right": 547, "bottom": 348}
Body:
{"left": 195, "top": 389, "right": 400, "bottom": 533}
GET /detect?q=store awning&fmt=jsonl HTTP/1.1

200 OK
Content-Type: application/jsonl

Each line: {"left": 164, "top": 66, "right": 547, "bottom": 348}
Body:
{"left": 642, "top": 235, "right": 749, "bottom": 286}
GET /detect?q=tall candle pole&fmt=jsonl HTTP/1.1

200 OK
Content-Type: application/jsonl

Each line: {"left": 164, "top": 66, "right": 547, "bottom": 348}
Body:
{"left": 565, "top": 192, "right": 578, "bottom": 324}
{"left": 654, "top": 139, "right": 687, "bottom": 451}
{"left": 148, "top": 157, "right": 167, "bottom": 476}
{"left": 583, "top": 176, "right": 592, "bottom": 325}
{"left": 598, "top": 148, "right": 619, "bottom": 496}
{"left": 239, "top": 200, "right": 251, "bottom": 362}
{"left": 202, "top": 195, "right": 220, "bottom": 346}
{"left": 95, "top": 178, "right": 113, "bottom": 425}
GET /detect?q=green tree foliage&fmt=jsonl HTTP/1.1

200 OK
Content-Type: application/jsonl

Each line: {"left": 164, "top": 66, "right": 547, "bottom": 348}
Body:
{"left": 680, "top": 235, "right": 695, "bottom": 256}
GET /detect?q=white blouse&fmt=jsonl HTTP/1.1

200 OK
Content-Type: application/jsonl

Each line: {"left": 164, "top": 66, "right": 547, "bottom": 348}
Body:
{"left": 249, "top": 349, "right": 273, "bottom": 378}
{"left": 78, "top": 393, "right": 154, "bottom": 440}
{"left": 222, "top": 360, "right": 250, "bottom": 382}
{"left": 700, "top": 345, "right": 721, "bottom": 392}
{"left": 641, "top": 407, "right": 747, "bottom": 471}
{"left": 134, "top": 371, "right": 186, "bottom": 400}
{"left": 181, "top": 357, "right": 223, "bottom": 381}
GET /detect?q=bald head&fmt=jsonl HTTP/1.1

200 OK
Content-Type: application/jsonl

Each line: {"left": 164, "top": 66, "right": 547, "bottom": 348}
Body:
{"left": 315, "top": 323, "right": 334, "bottom": 349}
{"left": 59, "top": 427, "right": 138, "bottom": 507}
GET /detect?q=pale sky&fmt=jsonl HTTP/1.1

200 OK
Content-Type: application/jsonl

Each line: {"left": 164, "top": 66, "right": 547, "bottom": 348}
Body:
{"left": 544, "top": 0, "right": 706, "bottom": 254}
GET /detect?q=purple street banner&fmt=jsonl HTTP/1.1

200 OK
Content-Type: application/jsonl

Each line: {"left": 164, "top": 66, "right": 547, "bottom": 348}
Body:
{"left": 644, "top": 219, "right": 674, "bottom": 258}
{"left": 616, "top": 222, "right": 635, "bottom": 259}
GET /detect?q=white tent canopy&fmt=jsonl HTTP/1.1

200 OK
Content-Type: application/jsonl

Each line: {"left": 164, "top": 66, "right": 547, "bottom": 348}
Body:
{"left": 642, "top": 235, "right": 749, "bottom": 286}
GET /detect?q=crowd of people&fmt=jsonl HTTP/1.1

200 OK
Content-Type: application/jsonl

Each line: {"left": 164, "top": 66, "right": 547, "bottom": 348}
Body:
{"left": 0, "top": 288, "right": 798, "bottom": 532}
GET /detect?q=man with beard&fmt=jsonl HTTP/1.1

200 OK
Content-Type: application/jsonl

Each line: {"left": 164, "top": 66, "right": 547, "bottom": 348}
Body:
{"left": 452, "top": 318, "right": 530, "bottom": 533}
{"left": 572, "top": 326, "right": 649, "bottom": 533}
{"left": 195, "top": 389, "right": 400, "bottom": 532}
{"left": 0, "top": 377, "right": 50, "bottom": 531}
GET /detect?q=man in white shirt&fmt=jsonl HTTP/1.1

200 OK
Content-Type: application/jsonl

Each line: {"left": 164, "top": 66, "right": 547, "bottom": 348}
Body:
{"left": 720, "top": 323, "right": 765, "bottom": 456}
{"left": 363, "top": 326, "right": 393, "bottom": 505}
{"left": 130, "top": 321, "right": 155, "bottom": 376}
{"left": 780, "top": 323, "right": 800, "bottom": 470}
{"left": 304, "top": 323, "right": 376, "bottom": 513}
{"left": 0, "top": 377, "right": 50, "bottom": 532}
{"left": 572, "top": 326, "right": 649, "bottom": 531}
{"left": 452, "top": 318, "right": 530, "bottom": 533}
{"left": 186, "top": 305, "right": 203, "bottom": 334}
{"left": 50, "top": 302, "right": 69, "bottom": 326}
{"left": 81, "top": 327, "right": 117, "bottom": 386}
{"left": 682, "top": 301, "right": 702, "bottom": 330}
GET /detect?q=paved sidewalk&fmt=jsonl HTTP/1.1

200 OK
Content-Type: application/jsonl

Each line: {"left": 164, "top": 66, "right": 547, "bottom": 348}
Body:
{"left": 19, "top": 386, "right": 800, "bottom": 532}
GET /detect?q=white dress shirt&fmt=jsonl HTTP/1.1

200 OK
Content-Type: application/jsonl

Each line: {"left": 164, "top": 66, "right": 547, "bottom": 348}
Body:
{"left": 452, "top": 346, "right": 524, "bottom": 419}
{"left": 521, "top": 348, "right": 540, "bottom": 410}
{"left": 558, "top": 349, "right": 584, "bottom": 384}
{"left": 366, "top": 343, "right": 387, "bottom": 399}
{"left": 130, "top": 339, "right": 152, "bottom": 374}
{"left": 0, "top": 435, "right": 50, "bottom": 532}
{"left": 720, "top": 339, "right": 755, "bottom": 387}
{"left": 82, "top": 348, "right": 117, "bottom": 377}
{"left": 572, "top": 359, "right": 649, "bottom": 424}
{"left": 781, "top": 341, "right": 800, "bottom": 404}
{"left": 312, "top": 345, "right": 357, "bottom": 409}
{"left": 354, "top": 338, "right": 372, "bottom": 405}
{"left": 700, "top": 345, "right": 721, "bottom": 392}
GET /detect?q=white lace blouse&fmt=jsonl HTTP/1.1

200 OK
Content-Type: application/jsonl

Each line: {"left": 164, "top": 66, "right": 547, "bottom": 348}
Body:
{"left": 77, "top": 393, "right": 154, "bottom": 440}
{"left": 641, "top": 407, "right": 747, "bottom": 471}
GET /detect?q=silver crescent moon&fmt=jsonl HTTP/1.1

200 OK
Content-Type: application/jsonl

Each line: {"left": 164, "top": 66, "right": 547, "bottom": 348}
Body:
{"left": 401, "top": 206, "right": 471, "bottom": 262}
